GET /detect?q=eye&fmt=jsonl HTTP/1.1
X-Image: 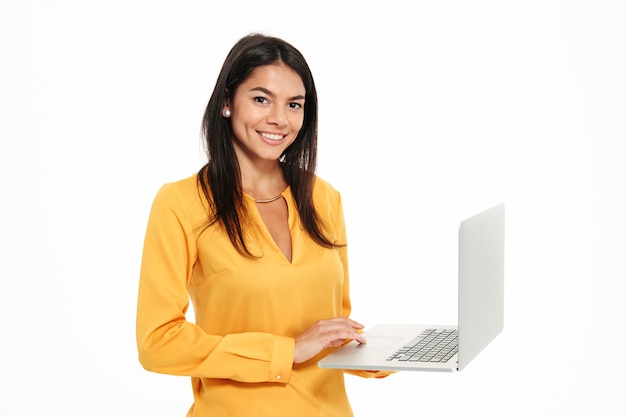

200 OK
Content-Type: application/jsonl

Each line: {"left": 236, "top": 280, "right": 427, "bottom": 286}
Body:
{"left": 254, "top": 96, "right": 269, "bottom": 104}
{"left": 289, "top": 102, "right": 303, "bottom": 110}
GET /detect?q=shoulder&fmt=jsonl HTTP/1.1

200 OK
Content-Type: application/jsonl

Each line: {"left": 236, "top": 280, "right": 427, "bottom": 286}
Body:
{"left": 312, "top": 175, "right": 340, "bottom": 195}
{"left": 312, "top": 175, "right": 343, "bottom": 211}
{"left": 149, "top": 173, "right": 205, "bottom": 217}
{"left": 154, "top": 173, "right": 200, "bottom": 201}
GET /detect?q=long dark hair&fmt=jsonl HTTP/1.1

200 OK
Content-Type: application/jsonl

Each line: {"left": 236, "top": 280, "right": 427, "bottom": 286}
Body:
{"left": 198, "top": 33, "right": 339, "bottom": 256}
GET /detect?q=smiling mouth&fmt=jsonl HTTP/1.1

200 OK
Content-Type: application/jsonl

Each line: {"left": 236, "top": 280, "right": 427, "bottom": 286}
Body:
{"left": 259, "top": 132, "right": 285, "bottom": 141}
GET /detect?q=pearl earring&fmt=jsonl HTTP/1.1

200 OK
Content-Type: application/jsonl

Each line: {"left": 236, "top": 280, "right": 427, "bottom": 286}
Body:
{"left": 223, "top": 109, "right": 231, "bottom": 118}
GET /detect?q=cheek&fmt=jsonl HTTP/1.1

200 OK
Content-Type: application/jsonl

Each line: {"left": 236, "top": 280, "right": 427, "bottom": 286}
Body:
{"left": 230, "top": 119, "right": 256, "bottom": 146}
{"left": 289, "top": 113, "right": 305, "bottom": 133}
{"left": 231, "top": 109, "right": 259, "bottom": 135}
{"left": 230, "top": 118, "right": 246, "bottom": 139}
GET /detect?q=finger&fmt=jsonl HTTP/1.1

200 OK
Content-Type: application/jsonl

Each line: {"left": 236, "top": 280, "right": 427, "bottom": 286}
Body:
{"left": 326, "top": 325, "right": 366, "bottom": 345}
{"left": 337, "top": 319, "right": 367, "bottom": 342}
{"left": 330, "top": 317, "right": 365, "bottom": 329}
{"left": 340, "top": 327, "right": 366, "bottom": 344}
{"left": 353, "top": 333, "right": 367, "bottom": 344}
{"left": 347, "top": 319, "right": 365, "bottom": 329}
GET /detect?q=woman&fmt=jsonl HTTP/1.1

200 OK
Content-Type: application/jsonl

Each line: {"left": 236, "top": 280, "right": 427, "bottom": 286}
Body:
{"left": 136, "top": 33, "right": 386, "bottom": 416}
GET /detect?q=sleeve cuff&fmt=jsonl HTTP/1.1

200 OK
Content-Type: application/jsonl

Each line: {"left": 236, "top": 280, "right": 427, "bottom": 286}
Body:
{"left": 268, "top": 335, "right": 294, "bottom": 383}
{"left": 344, "top": 369, "right": 396, "bottom": 379}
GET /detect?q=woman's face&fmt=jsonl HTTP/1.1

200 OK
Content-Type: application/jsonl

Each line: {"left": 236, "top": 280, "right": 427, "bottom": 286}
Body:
{"left": 225, "top": 63, "right": 306, "bottom": 166}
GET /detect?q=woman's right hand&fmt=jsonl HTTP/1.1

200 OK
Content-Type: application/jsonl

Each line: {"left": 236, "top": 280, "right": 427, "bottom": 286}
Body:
{"left": 293, "top": 317, "right": 367, "bottom": 364}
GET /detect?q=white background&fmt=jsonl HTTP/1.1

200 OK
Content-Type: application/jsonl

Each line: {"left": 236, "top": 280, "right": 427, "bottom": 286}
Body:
{"left": 1, "top": 1, "right": 625, "bottom": 415}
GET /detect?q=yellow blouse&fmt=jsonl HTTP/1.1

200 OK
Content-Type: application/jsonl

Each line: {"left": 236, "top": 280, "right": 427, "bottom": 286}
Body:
{"left": 136, "top": 173, "right": 376, "bottom": 416}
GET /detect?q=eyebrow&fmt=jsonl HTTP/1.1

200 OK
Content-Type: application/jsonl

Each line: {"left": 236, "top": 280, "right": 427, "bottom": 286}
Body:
{"left": 249, "top": 87, "right": 305, "bottom": 101}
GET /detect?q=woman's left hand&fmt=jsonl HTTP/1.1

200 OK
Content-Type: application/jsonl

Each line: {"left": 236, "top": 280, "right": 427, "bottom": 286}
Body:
{"left": 293, "top": 317, "right": 366, "bottom": 364}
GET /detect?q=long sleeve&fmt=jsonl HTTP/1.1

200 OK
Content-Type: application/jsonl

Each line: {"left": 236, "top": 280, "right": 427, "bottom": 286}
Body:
{"left": 136, "top": 180, "right": 294, "bottom": 383}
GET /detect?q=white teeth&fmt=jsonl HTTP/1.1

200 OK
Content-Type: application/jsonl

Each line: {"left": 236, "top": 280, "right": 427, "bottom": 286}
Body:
{"left": 260, "top": 132, "right": 283, "bottom": 141}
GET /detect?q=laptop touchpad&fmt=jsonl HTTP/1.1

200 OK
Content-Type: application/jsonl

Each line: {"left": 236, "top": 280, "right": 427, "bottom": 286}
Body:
{"left": 361, "top": 336, "right": 404, "bottom": 348}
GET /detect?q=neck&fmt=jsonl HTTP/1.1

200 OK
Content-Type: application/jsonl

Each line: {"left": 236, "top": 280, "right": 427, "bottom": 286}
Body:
{"left": 239, "top": 161, "right": 287, "bottom": 202}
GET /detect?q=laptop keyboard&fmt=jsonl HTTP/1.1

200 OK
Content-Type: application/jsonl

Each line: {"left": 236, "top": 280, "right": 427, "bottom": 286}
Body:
{"left": 386, "top": 328, "right": 458, "bottom": 363}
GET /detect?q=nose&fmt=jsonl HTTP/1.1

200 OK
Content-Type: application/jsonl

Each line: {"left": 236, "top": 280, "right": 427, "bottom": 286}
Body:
{"left": 267, "top": 104, "right": 288, "bottom": 126}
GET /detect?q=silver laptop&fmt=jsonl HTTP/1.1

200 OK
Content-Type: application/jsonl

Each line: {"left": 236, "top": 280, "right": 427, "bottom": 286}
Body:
{"left": 318, "top": 203, "right": 505, "bottom": 372}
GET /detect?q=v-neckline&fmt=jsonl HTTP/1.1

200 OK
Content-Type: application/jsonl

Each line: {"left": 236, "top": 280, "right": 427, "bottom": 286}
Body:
{"left": 244, "top": 187, "right": 294, "bottom": 264}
